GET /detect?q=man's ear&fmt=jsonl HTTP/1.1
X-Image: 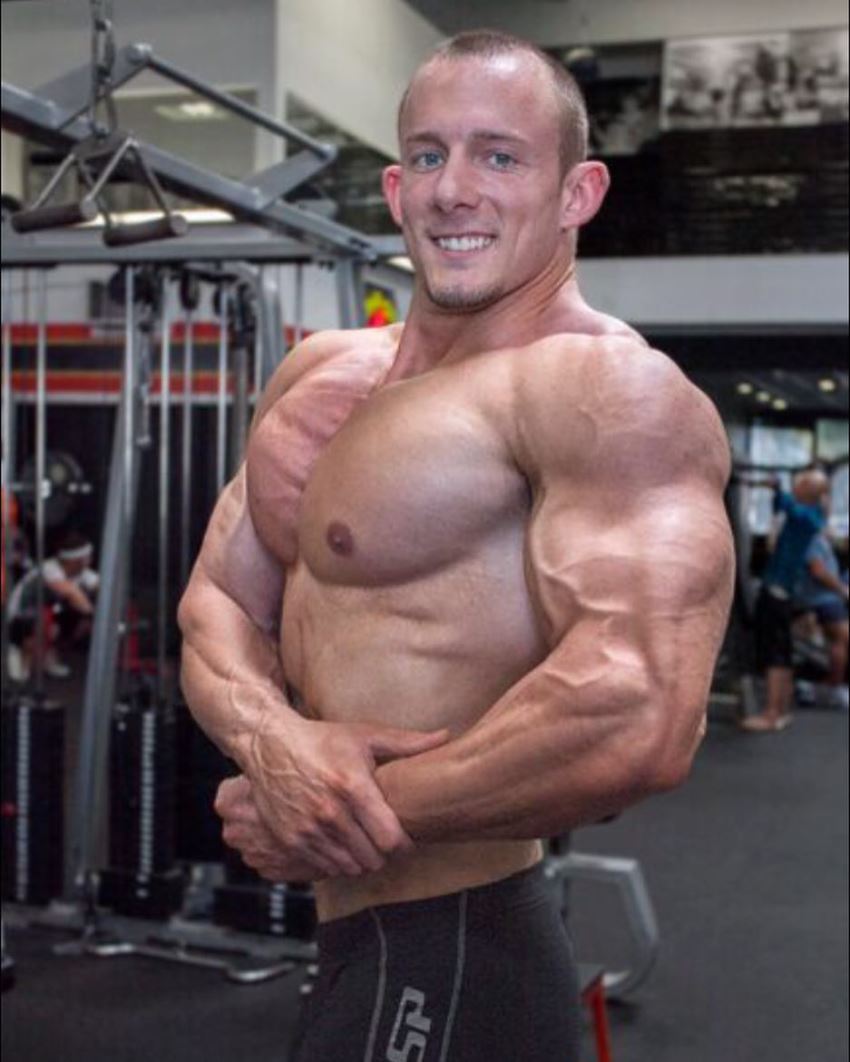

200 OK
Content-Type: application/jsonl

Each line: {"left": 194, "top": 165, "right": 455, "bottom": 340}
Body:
{"left": 559, "top": 161, "right": 610, "bottom": 232}
{"left": 382, "top": 164, "right": 404, "bottom": 228}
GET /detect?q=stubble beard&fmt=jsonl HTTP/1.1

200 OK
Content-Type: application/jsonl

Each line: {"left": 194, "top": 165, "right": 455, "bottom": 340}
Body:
{"left": 423, "top": 277, "right": 504, "bottom": 313}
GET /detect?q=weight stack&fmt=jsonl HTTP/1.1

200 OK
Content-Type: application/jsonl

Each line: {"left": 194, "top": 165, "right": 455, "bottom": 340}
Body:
{"left": 0, "top": 697, "right": 66, "bottom": 906}
{"left": 213, "top": 846, "right": 316, "bottom": 940}
{"left": 174, "top": 699, "right": 231, "bottom": 864}
{"left": 99, "top": 696, "right": 185, "bottom": 919}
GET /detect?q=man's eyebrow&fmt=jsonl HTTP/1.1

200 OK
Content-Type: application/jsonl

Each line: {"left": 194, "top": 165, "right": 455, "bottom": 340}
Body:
{"left": 403, "top": 130, "right": 529, "bottom": 148}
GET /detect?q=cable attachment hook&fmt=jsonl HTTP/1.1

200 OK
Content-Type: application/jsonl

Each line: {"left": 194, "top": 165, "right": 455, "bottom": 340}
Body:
{"left": 89, "top": 0, "right": 119, "bottom": 138}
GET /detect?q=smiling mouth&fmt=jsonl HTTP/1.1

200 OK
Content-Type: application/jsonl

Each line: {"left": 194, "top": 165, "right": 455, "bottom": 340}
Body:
{"left": 432, "top": 235, "right": 495, "bottom": 253}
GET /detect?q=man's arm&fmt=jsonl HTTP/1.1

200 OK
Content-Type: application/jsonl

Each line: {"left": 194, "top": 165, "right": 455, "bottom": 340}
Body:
{"left": 806, "top": 542, "right": 850, "bottom": 601}
{"left": 377, "top": 345, "right": 735, "bottom": 842}
{"left": 179, "top": 336, "right": 447, "bottom": 879}
{"left": 45, "top": 576, "right": 94, "bottom": 615}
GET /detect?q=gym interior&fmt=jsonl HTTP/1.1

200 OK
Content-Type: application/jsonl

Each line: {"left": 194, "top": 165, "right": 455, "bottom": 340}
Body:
{"left": 1, "top": 1, "right": 847, "bottom": 1060}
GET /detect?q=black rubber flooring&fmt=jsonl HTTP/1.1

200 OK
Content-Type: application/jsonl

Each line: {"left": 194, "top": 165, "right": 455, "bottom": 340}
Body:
{"left": 2, "top": 706, "right": 848, "bottom": 1062}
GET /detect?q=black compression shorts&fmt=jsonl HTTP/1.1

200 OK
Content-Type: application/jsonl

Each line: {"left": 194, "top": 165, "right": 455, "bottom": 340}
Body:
{"left": 290, "top": 862, "right": 581, "bottom": 1062}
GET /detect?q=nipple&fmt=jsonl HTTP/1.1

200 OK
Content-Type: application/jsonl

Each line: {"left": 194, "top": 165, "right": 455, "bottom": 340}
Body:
{"left": 326, "top": 520, "right": 355, "bottom": 557}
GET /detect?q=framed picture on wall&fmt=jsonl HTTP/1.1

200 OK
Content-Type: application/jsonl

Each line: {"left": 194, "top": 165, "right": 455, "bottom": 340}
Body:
{"left": 661, "top": 26, "right": 849, "bottom": 131}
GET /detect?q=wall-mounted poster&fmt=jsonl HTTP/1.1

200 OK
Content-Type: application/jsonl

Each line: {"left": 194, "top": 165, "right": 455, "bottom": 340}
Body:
{"left": 584, "top": 77, "right": 661, "bottom": 155}
{"left": 661, "top": 26, "right": 849, "bottom": 130}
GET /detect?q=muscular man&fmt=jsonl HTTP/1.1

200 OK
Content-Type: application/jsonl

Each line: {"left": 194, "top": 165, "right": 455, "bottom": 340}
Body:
{"left": 179, "top": 30, "right": 734, "bottom": 1061}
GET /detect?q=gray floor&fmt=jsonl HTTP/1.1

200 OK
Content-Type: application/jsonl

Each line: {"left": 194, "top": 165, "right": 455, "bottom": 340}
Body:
{"left": 2, "top": 705, "right": 848, "bottom": 1062}
{"left": 572, "top": 707, "right": 849, "bottom": 1062}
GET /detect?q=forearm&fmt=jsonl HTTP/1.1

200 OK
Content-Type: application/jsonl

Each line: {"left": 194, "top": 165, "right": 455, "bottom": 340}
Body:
{"left": 178, "top": 573, "right": 302, "bottom": 775}
{"left": 52, "top": 582, "right": 94, "bottom": 615}
{"left": 809, "top": 565, "right": 849, "bottom": 598}
{"left": 377, "top": 643, "right": 684, "bottom": 844}
{"left": 377, "top": 564, "right": 729, "bottom": 844}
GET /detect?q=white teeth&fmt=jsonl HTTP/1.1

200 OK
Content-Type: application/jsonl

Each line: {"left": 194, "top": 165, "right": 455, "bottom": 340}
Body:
{"left": 436, "top": 235, "right": 494, "bottom": 252}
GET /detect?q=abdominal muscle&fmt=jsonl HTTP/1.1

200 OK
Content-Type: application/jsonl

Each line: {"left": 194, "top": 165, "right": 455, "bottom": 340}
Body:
{"left": 280, "top": 552, "right": 547, "bottom": 922}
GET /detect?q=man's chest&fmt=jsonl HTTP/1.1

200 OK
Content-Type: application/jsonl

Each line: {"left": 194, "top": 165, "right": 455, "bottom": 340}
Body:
{"left": 246, "top": 351, "right": 528, "bottom": 584}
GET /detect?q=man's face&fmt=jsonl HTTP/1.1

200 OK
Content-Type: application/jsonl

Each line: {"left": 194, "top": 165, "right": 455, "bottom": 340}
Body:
{"left": 384, "top": 54, "right": 571, "bottom": 312}
{"left": 61, "top": 554, "right": 89, "bottom": 578}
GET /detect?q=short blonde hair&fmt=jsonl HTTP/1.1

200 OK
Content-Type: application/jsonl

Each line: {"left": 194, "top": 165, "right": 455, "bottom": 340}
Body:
{"left": 398, "top": 29, "right": 589, "bottom": 176}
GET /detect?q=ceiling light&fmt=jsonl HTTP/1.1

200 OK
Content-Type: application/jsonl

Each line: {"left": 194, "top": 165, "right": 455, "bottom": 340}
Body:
{"left": 818, "top": 378, "right": 837, "bottom": 392}
{"left": 756, "top": 390, "right": 772, "bottom": 403}
{"left": 772, "top": 399, "right": 788, "bottom": 411}
{"left": 736, "top": 382, "right": 754, "bottom": 395}
{"left": 80, "top": 207, "right": 234, "bottom": 228}
{"left": 155, "top": 101, "right": 224, "bottom": 122}
{"left": 388, "top": 255, "right": 414, "bottom": 273}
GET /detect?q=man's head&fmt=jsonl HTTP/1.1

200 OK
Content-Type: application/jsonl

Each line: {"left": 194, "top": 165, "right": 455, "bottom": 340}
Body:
{"left": 397, "top": 32, "right": 590, "bottom": 180}
{"left": 57, "top": 531, "right": 93, "bottom": 577}
{"left": 383, "top": 30, "right": 609, "bottom": 313}
{"left": 793, "top": 468, "right": 831, "bottom": 508}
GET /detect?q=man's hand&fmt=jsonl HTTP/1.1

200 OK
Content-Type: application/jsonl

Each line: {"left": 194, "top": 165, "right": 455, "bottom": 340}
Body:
{"left": 242, "top": 717, "right": 450, "bottom": 878}
{"left": 216, "top": 775, "right": 327, "bottom": 882}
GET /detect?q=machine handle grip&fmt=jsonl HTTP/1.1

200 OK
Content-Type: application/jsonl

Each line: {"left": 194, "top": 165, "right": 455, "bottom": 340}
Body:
{"left": 103, "top": 214, "right": 188, "bottom": 246}
{"left": 10, "top": 200, "right": 99, "bottom": 233}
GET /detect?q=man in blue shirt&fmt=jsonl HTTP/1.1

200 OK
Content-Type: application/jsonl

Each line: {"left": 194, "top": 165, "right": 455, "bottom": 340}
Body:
{"left": 795, "top": 531, "right": 849, "bottom": 711}
{"left": 742, "top": 469, "right": 831, "bottom": 732}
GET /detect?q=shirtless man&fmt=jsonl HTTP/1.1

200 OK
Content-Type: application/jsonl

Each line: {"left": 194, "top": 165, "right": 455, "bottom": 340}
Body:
{"left": 178, "top": 30, "right": 734, "bottom": 1062}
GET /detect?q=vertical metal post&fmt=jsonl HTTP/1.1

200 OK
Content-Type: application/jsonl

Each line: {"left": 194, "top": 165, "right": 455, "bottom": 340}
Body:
{"left": 231, "top": 336, "right": 249, "bottom": 475}
{"left": 253, "top": 267, "right": 265, "bottom": 403}
{"left": 68, "top": 269, "right": 145, "bottom": 899}
{"left": 257, "top": 264, "right": 285, "bottom": 391}
{"left": 179, "top": 305, "right": 194, "bottom": 589}
{"left": 1, "top": 270, "right": 15, "bottom": 675}
{"left": 157, "top": 276, "right": 172, "bottom": 698}
{"left": 124, "top": 268, "right": 135, "bottom": 527}
{"left": 335, "top": 259, "right": 365, "bottom": 330}
{"left": 33, "top": 271, "right": 48, "bottom": 698}
{"left": 216, "top": 283, "right": 229, "bottom": 495}
{"left": 294, "top": 263, "right": 304, "bottom": 346}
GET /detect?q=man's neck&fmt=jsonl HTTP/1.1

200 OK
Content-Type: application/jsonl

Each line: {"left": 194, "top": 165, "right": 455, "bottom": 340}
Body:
{"left": 389, "top": 258, "right": 601, "bottom": 381}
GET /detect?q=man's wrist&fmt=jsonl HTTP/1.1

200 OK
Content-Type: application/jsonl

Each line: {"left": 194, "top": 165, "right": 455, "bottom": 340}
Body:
{"left": 230, "top": 687, "right": 308, "bottom": 777}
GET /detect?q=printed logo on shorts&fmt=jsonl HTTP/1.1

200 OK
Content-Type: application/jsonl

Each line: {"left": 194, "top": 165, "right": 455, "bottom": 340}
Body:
{"left": 386, "top": 986, "right": 432, "bottom": 1061}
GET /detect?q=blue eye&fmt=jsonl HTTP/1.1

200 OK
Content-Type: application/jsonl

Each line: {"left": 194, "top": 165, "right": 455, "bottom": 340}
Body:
{"left": 411, "top": 150, "right": 443, "bottom": 170}
{"left": 489, "top": 151, "right": 516, "bottom": 169}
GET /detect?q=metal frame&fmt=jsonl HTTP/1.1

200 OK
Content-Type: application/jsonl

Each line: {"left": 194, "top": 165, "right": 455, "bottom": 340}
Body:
{"left": 1, "top": 41, "right": 390, "bottom": 262}
{"left": 546, "top": 851, "right": 660, "bottom": 999}
{"left": 1, "top": 220, "right": 407, "bottom": 269}
{"left": 67, "top": 267, "right": 149, "bottom": 903}
{"left": 0, "top": 25, "right": 410, "bottom": 976}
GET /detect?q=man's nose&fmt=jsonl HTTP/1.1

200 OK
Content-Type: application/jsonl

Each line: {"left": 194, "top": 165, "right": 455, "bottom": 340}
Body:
{"left": 432, "top": 156, "right": 480, "bottom": 212}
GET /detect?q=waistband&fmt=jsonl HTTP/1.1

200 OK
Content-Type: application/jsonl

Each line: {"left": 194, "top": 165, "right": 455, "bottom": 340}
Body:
{"left": 316, "top": 862, "right": 549, "bottom": 959}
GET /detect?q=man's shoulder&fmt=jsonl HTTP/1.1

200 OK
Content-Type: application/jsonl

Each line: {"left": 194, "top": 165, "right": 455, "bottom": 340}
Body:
{"left": 516, "top": 333, "right": 730, "bottom": 488}
{"left": 42, "top": 557, "right": 65, "bottom": 581}
{"left": 254, "top": 324, "right": 403, "bottom": 426}
{"left": 275, "top": 323, "right": 402, "bottom": 381}
{"left": 522, "top": 330, "right": 677, "bottom": 393}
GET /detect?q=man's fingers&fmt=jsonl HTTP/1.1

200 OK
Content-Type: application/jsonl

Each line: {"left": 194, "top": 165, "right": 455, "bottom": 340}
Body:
{"left": 322, "top": 805, "right": 386, "bottom": 873}
{"left": 362, "top": 725, "right": 450, "bottom": 764}
{"left": 214, "top": 774, "right": 252, "bottom": 817}
{"left": 349, "top": 776, "right": 414, "bottom": 856}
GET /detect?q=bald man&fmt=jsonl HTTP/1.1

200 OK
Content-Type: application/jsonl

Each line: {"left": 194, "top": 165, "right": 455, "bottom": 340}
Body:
{"left": 742, "top": 469, "right": 832, "bottom": 733}
{"left": 179, "top": 30, "right": 734, "bottom": 1061}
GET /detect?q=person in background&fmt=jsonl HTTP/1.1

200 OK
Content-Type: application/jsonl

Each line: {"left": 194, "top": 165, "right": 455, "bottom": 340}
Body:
{"left": 794, "top": 530, "right": 849, "bottom": 710}
{"left": 741, "top": 468, "right": 831, "bottom": 732}
{"left": 6, "top": 530, "right": 99, "bottom": 682}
